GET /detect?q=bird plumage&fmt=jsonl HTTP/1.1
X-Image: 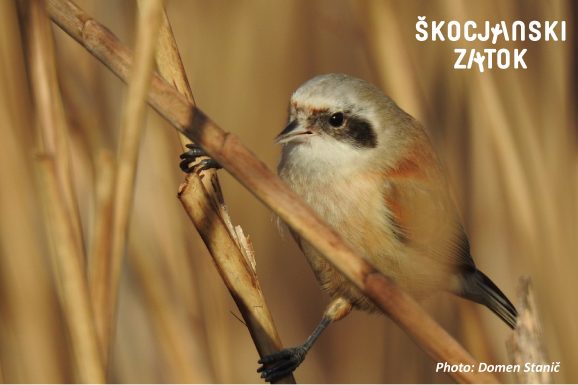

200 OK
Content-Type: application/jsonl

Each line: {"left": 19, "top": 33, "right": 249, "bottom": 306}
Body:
{"left": 277, "top": 73, "right": 517, "bottom": 325}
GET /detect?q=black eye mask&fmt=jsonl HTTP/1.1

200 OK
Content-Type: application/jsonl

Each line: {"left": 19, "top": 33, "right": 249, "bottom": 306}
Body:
{"left": 313, "top": 113, "right": 378, "bottom": 149}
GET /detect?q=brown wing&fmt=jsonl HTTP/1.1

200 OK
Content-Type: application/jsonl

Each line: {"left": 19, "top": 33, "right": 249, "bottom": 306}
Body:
{"left": 381, "top": 138, "right": 475, "bottom": 291}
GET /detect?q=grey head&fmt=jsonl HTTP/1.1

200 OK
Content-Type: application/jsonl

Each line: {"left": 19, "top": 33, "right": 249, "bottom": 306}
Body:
{"left": 276, "top": 74, "right": 422, "bottom": 173}
{"left": 276, "top": 74, "right": 414, "bottom": 170}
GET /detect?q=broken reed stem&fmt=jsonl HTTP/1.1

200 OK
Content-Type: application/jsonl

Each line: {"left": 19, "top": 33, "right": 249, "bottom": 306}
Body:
{"left": 507, "top": 277, "right": 550, "bottom": 384}
{"left": 103, "top": 0, "right": 165, "bottom": 368}
{"left": 178, "top": 174, "right": 294, "bottom": 379}
{"left": 28, "top": 1, "right": 104, "bottom": 382}
{"left": 143, "top": 4, "right": 294, "bottom": 383}
{"left": 46, "top": 0, "right": 500, "bottom": 382}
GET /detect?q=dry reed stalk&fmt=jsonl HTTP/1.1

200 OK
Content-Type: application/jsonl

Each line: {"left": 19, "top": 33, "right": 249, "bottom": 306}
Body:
{"left": 360, "top": 1, "right": 425, "bottom": 120}
{"left": 46, "top": 0, "right": 500, "bottom": 382}
{"left": 28, "top": 2, "right": 104, "bottom": 381}
{"left": 0, "top": 2, "right": 70, "bottom": 381}
{"left": 497, "top": 3, "right": 577, "bottom": 370}
{"left": 497, "top": 65, "right": 577, "bottom": 373}
{"left": 142, "top": 4, "right": 294, "bottom": 382}
{"left": 133, "top": 9, "right": 215, "bottom": 383}
{"left": 35, "top": 158, "right": 105, "bottom": 383}
{"left": 97, "top": 0, "right": 165, "bottom": 368}
{"left": 27, "top": 0, "right": 85, "bottom": 267}
{"left": 88, "top": 149, "right": 114, "bottom": 348}
{"left": 128, "top": 236, "right": 213, "bottom": 382}
{"left": 506, "top": 278, "right": 550, "bottom": 384}
{"left": 150, "top": 6, "right": 196, "bottom": 108}
{"left": 474, "top": 75, "right": 538, "bottom": 244}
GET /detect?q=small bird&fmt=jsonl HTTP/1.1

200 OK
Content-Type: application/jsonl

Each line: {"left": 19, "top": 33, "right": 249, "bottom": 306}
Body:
{"left": 180, "top": 73, "right": 518, "bottom": 383}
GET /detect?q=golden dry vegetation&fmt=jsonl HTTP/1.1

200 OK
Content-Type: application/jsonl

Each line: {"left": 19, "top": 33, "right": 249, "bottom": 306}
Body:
{"left": 0, "top": 0, "right": 575, "bottom": 383}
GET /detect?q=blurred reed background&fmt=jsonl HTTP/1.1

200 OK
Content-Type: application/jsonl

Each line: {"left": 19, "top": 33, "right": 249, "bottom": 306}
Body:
{"left": 0, "top": 0, "right": 576, "bottom": 382}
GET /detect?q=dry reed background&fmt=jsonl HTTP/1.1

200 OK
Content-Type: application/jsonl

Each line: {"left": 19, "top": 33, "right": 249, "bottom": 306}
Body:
{"left": 0, "top": 0, "right": 576, "bottom": 383}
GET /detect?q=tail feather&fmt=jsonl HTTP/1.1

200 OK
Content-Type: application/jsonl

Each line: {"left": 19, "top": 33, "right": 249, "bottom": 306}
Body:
{"left": 460, "top": 269, "right": 518, "bottom": 329}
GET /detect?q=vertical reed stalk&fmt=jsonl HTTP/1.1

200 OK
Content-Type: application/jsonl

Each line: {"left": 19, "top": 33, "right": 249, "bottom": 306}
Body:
{"left": 100, "top": 0, "right": 165, "bottom": 368}
{"left": 28, "top": 0, "right": 104, "bottom": 381}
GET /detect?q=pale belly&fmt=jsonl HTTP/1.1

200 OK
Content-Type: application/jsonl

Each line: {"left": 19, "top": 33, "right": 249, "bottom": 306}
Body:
{"left": 280, "top": 169, "right": 457, "bottom": 311}
{"left": 283, "top": 174, "right": 403, "bottom": 312}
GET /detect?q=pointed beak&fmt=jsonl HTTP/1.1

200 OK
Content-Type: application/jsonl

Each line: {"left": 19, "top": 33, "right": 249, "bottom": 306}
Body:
{"left": 275, "top": 120, "right": 314, "bottom": 144}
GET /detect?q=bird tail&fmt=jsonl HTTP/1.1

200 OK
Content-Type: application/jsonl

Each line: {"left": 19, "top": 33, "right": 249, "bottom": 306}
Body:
{"left": 460, "top": 269, "right": 518, "bottom": 329}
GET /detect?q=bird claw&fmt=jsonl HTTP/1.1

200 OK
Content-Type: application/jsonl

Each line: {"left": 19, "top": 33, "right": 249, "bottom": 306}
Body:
{"left": 257, "top": 346, "right": 306, "bottom": 383}
{"left": 179, "top": 143, "right": 222, "bottom": 173}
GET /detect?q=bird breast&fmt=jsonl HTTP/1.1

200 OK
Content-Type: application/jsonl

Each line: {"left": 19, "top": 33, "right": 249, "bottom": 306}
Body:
{"left": 278, "top": 145, "right": 404, "bottom": 310}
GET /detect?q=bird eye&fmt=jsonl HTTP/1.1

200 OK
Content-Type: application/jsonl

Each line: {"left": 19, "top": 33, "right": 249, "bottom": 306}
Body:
{"left": 329, "top": 112, "right": 344, "bottom": 127}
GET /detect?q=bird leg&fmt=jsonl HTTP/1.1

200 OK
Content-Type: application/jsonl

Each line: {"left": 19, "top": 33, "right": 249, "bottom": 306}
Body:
{"left": 257, "top": 297, "right": 352, "bottom": 383}
{"left": 179, "top": 143, "right": 222, "bottom": 173}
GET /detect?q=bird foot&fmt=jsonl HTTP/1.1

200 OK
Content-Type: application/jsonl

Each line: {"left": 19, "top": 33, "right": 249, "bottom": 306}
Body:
{"left": 179, "top": 143, "right": 222, "bottom": 173}
{"left": 257, "top": 346, "right": 307, "bottom": 383}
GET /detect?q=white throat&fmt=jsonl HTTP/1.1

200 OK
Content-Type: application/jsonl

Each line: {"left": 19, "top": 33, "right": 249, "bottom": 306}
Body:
{"left": 278, "top": 135, "right": 372, "bottom": 185}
